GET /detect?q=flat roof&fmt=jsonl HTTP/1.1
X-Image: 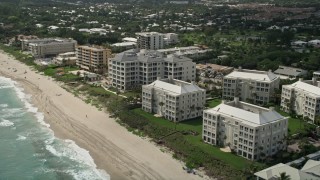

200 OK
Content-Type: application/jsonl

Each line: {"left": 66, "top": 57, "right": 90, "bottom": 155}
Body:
{"left": 111, "top": 42, "right": 136, "bottom": 47}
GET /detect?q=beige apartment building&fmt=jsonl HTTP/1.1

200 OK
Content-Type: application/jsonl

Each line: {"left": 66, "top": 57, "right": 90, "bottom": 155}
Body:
{"left": 142, "top": 77, "right": 206, "bottom": 122}
{"left": 109, "top": 49, "right": 196, "bottom": 91}
{"left": 76, "top": 45, "right": 112, "bottom": 74}
{"left": 203, "top": 97, "right": 288, "bottom": 160}
{"left": 21, "top": 38, "right": 77, "bottom": 58}
{"left": 281, "top": 78, "right": 320, "bottom": 122}
{"left": 55, "top": 52, "right": 77, "bottom": 65}
{"left": 223, "top": 68, "right": 280, "bottom": 104}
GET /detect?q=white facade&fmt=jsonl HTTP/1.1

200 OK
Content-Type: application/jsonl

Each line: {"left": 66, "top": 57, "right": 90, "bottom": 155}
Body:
{"left": 142, "top": 78, "right": 206, "bottom": 122}
{"left": 164, "top": 33, "right": 179, "bottom": 45}
{"left": 203, "top": 98, "right": 288, "bottom": 160}
{"left": 22, "top": 38, "right": 77, "bottom": 58}
{"left": 55, "top": 52, "right": 77, "bottom": 65}
{"left": 223, "top": 68, "right": 280, "bottom": 104}
{"left": 109, "top": 50, "right": 196, "bottom": 91}
{"left": 281, "top": 78, "right": 320, "bottom": 122}
{"left": 136, "top": 32, "right": 164, "bottom": 50}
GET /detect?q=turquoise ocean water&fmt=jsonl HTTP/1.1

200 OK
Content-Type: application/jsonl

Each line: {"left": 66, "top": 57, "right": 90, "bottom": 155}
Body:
{"left": 0, "top": 76, "right": 109, "bottom": 180}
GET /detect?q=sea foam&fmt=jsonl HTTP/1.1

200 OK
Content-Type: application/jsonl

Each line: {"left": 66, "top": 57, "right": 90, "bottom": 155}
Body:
{"left": 0, "top": 119, "right": 14, "bottom": 127}
{"left": 0, "top": 76, "right": 110, "bottom": 180}
{"left": 0, "top": 104, "right": 8, "bottom": 108}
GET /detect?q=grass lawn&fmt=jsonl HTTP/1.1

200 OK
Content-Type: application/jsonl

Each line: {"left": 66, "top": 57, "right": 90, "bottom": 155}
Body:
{"left": 207, "top": 99, "right": 222, "bottom": 108}
{"left": 275, "top": 107, "right": 316, "bottom": 136}
{"left": 122, "top": 91, "right": 140, "bottom": 98}
{"left": 132, "top": 108, "right": 256, "bottom": 170}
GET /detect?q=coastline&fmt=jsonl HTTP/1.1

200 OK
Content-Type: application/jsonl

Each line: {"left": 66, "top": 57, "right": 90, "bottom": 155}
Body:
{"left": 0, "top": 51, "right": 204, "bottom": 180}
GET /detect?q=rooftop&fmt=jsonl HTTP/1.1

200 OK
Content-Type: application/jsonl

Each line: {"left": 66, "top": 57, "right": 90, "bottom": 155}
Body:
{"left": 145, "top": 78, "right": 204, "bottom": 95}
{"left": 136, "top": 32, "right": 163, "bottom": 36}
{"left": 111, "top": 42, "right": 136, "bottom": 47}
{"left": 274, "top": 65, "right": 307, "bottom": 77}
{"left": 205, "top": 99, "right": 286, "bottom": 127}
{"left": 254, "top": 163, "right": 317, "bottom": 180}
{"left": 78, "top": 45, "right": 109, "bottom": 51}
{"left": 225, "top": 69, "right": 278, "bottom": 82}
{"left": 286, "top": 80, "right": 320, "bottom": 96}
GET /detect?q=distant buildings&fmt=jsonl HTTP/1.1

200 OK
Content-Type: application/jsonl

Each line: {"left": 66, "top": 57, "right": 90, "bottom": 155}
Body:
{"left": 274, "top": 65, "right": 307, "bottom": 79}
{"left": 55, "top": 52, "right": 77, "bottom": 65}
{"left": 203, "top": 97, "right": 288, "bottom": 160}
{"left": 142, "top": 77, "right": 206, "bottom": 122}
{"left": 281, "top": 78, "right": 320, "bottom": 122}
{"left": 76, "top": 45, "right": 112, "bottom": 74}
{"left": 136, "top": 32, "right": 179, "bottom": 50}
{"left": 111, "top": 42, "right": 136, "bottom": 49}
{"left": 314, "top": 71, "right": 320, "bottom": 80}
{"left": 163, "top": 33, "right": 179, "bottom": 45}
{"left": 21, "top": 38, "right": 77, "bottom": 58}
{"left": 109, "top": 49, "right": 196, "bottom": 91}
{"left": 136, "top": 32, "right": 164, "bottom": 50}
{"left": 308, "top": 39, "right": 320, "bottom": 47}
{"left": 196, "top": 63, "right": 234, "bottom": 75}
{"left": 222, "top": 68, "right": 280, "bottom": 104}
{"left": 157, "top": 46, "right": 211, "bottom": 58}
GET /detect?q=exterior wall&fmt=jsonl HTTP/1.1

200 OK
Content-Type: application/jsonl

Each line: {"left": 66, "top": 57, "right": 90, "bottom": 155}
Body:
{"left": 281, "top": 85, "right": 320, "bottom": 122}
{"left": 142, "top": 82, "right": 206, "bottom": 122}
{"left": 222, "top": 76, "right": 280, "bottom": 104}
{"left": 27, "top": 40, "right": 76, "bottom": 57}
{"left": 77, "top": 46, "right": 111, "bottom": 74}
{"left": 22, "top": 39, "right": 76, "bottom": 57}
{"left": 109, "top": 55, "right": 196, "bottom": 91}
{"left": 137, "top": 33, "right": 164, "bottom": 50}
{"left": 163, "top": 60, "right": 196, "bottom": 82}
{"left": 203, "top": 109, "right": 288, "bottom": 160}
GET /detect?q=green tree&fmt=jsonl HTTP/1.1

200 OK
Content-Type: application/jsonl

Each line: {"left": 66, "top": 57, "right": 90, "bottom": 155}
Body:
{"left": 278, "top": 172, "right": 291, "bottom": 180}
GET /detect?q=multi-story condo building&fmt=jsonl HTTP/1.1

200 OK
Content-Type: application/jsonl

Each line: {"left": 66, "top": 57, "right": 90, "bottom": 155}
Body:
{"left": 21, "top": 38, "right": 77, "bottom": 58}
{"left": 281, "top": 78, "right": 320, "bottom": 122}
{"left": 142, "top": 77, "right": 206, "bottom": 122}
{"left": 55, "top": 52, "right": 77, "bottom": 65}
{"left": 136, "top": 32, "right": 164, "bottom": 50}
{"left": 203, "top": 97, "right": 288, "bottom": 161}
{"left": 223, "top": 68, "right": 280, "bottom": 104}
{"left": 76, "top": 45, "right": 112, "bottom": 74}
{"left": 109, "top": 49, "right": 196, "bottom": 91}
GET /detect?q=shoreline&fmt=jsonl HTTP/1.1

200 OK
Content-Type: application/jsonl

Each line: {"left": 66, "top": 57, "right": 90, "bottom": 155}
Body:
{"left": 0, "top": 51, "right": 204, "bottom": 180}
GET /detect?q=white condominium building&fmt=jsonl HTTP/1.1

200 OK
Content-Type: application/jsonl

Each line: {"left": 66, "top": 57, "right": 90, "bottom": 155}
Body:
{"left": 281, "top": 78, "right": 320, "bottom": 122}
{"left": 203, "top": 97, "right": 288, "bottom": 160}
{"left": 77, "top": 45, "right": 112, "bottom": 74}
{"left": 21, "top": 38, "right": 77, "bottom": 58}
{"left": 109, "top": 49, "right": 196, "bottom": 91}
{"left": 223, "top": 68, "right": 280, "bottom": 104}
{"left": 142, "top": 77, "right": 206, "bottom": 122}
{"left": 136, "top": 32, "right": 164, "bottom": 50}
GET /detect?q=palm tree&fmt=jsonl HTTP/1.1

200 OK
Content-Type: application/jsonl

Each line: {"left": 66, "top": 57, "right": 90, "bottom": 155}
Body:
{"left": 278, "top": 172, "right": 291, "bottom": 180}
{"left": 158, "top": 101, "right": 164, "bottom": 115}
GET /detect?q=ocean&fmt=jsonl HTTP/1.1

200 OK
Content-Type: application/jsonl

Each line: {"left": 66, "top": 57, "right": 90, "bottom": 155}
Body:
{"left": 0, "top": 76, "right": 110, "bottom": 180}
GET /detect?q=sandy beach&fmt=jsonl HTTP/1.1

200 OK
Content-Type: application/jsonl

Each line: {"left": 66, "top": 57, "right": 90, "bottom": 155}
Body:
{"left": 0, "top": 51, "right": 205, "bottom": 180}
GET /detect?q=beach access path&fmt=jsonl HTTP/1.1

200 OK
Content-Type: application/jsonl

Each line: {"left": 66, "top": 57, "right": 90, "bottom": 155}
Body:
{"left": 0, "top": 51, "right": 205, "bottom": 180}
